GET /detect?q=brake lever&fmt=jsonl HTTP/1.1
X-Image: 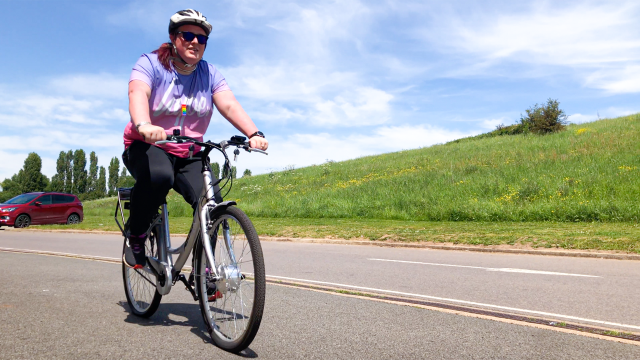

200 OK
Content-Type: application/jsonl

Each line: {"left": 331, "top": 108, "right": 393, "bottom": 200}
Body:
{"left": 246, "top": 147, "right": 268, "bottom": 155}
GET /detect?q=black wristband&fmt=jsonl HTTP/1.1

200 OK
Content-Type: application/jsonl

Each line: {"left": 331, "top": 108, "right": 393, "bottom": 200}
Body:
{"left": 249, "top": 131, "right": 265, "bottom": 139}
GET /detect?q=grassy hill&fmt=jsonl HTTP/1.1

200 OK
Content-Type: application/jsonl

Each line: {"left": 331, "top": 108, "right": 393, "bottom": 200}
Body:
{"left": 41, "top": 113, "right": 640, "bottom": 252}
{"left": 229, "top": 113, "right": 639, "bottom": 222}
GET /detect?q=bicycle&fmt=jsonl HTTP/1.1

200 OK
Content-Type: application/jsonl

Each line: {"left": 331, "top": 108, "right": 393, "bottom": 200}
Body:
{"left": 115, "top": 131, "right": 267, "bottom": 353}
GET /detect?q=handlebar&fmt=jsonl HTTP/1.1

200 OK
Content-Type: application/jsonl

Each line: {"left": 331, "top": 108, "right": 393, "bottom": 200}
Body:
{"left": 156, "top": 135, "right": 268, "bottom": 155}
{"left": 155, "top": 133, "right": 266, "bottom": 200}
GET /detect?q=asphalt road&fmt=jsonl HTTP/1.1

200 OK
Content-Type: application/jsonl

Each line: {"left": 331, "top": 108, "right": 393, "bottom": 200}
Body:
{"left": 1, "top": 229, "right": 639, "bottom": 330}
{"left": 1, "top": 229, "right": 640, "bottom": 358}
{"left": 2, "top": 252, "right": 640, "bottom": 359}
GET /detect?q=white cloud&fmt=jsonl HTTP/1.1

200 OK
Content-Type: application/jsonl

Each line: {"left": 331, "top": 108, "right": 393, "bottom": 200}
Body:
{"left": 208, "top": 1, "right": 395, "bottom": 128}
{"left": 438, "top": 3, "right": 639, "bottom": 65}
{"left": 0, "top": 74, "right": 129, "bottom": 180}
{"left": 584, "top": 65, "right": 640, "bottom": 94}
{"left": 420, "top": 1, "right": 640, "bottom": 93}
{"left": 221, "top": 64, "right": 359, "bottom": 103}
{"left": 481, "top": 118, "right": 509, "bottom": 130}
{"left": 310, "top": 87, "right": 393, "bottom": 127}
{"left": 221, "top": 62, "right": 394, "bottom": 128}
{"left": 48, "top": 73, "right": 128, "bottom": 100}
{"left": 0, "top": 151, "right": 28, "bottom": 182}
{"left": 265, "top": 0, "right": 372, "bottom": 61}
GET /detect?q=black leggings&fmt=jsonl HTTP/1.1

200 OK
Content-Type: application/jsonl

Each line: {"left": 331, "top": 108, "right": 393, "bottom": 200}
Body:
{"left": 122, "top": 141, "right": 222, "bottom": 236}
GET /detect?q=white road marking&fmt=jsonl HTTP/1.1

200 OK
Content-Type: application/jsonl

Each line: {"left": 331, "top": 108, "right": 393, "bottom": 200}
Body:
{"left": 368, "top": 258, "right": 600, "bottom": 278}
{"left": 267, "top": 274, "right": 640, "bottom": 331}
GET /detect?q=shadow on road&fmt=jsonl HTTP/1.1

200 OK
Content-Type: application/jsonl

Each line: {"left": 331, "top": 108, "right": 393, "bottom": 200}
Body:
{"left": 117, "top": 301, "right": 258, "bottom": 358}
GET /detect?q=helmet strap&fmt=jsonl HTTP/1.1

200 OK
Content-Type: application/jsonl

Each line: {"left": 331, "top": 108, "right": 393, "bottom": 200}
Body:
{"left": 170, "top": 42, "right": 197, "bottom": 74}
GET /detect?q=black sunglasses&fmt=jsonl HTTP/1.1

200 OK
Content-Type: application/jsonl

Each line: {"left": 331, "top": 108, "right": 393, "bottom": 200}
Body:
{"left": 177, "top": 31, "right": 208, "bottom": 45}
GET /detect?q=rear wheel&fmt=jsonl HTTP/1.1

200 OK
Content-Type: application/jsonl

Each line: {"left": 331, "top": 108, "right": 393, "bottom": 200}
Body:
{"left": 195, "top": 206, "right": 265, "bottom": 353}
{"left": 67, "top": 213, "right": 81, "bottom": 224}
{"left": 122, "top": 228, "right": 162, "bottom": 317}
{"left": 14, "top": 214, "right": 30, "bottom": 228}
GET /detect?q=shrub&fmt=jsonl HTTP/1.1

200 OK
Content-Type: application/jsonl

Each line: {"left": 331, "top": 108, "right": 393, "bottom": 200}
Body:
{"left": 494, "top": 123, "right": 527, "bottom": 136}
{"left": 520, "top": 98, "right": 568, "bottom": 135}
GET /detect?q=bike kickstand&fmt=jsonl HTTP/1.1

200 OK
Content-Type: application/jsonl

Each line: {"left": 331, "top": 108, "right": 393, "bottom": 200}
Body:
{"left": 177, "top": 274, "right": 199, "bottom": 301}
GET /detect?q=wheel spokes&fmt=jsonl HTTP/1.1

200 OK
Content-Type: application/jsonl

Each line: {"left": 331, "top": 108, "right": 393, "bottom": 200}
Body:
{"left": 203, "top": 214, "right": 255, "bottom": 342}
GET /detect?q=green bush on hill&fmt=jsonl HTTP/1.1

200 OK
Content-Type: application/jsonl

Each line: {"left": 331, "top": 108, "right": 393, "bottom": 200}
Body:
{"left": 463, "top": 98, "right": 568, "bottom": 141}
{"left": 520, "top": 98, "right": 568, "bottom": 134}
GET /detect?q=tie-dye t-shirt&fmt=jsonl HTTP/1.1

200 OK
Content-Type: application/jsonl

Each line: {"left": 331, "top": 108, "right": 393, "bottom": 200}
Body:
{"left": 123, "top": 53, "right": 231, "bottom": 157}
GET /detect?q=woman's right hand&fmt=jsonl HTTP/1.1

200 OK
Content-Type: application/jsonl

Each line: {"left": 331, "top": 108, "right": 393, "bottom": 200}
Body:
{"left": 137, "top": 124, "right": 167, "bottom": 143}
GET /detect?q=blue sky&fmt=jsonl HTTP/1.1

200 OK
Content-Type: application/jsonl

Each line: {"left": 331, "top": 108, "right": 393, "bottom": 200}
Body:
{"left": 0, "top": 0, "right": 638, "bottom": 182}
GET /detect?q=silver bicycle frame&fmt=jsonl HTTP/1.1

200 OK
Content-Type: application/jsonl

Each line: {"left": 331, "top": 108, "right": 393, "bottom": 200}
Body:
{"left": 117, "top": 140, "right": 261, "bottom": 296}
{"left": 118, "top": 170, "right": 237, "bottom": 296}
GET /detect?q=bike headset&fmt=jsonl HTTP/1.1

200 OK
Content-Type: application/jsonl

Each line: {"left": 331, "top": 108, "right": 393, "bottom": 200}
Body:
{"left": 167, "top": 9, "right": 212, "bottom": 70}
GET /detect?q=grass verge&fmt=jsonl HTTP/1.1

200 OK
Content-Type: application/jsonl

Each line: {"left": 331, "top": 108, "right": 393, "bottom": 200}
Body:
{"left": 35, "top": 216, "right": 640, "bottom": 253}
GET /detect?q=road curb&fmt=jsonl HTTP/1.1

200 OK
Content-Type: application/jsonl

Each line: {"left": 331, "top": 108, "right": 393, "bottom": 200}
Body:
{"left": 4, "top": 227, "right": 640, "bottom": 260}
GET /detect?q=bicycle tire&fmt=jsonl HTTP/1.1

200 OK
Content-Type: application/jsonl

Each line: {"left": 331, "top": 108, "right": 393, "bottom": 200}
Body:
{"left": 122, "top": 227, "right": 162, "bottom": 318}
{"left": 195, "top": 206, "right": 266, "bottom": 353}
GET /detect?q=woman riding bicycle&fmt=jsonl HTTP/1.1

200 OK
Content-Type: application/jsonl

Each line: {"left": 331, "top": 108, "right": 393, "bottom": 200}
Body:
{"left": 123, "top": 9, "right": 268, "bottom": 269}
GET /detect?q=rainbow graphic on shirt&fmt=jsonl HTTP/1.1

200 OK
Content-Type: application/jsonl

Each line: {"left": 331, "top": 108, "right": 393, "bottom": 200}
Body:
{"left": 181, "top": 104, "right": 187, "bottom": 116}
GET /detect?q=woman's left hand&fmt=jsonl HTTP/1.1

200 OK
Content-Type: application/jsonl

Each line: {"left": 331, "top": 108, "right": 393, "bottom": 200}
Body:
{"left": 249, "top": 136, "right": 269, "bottom": 151}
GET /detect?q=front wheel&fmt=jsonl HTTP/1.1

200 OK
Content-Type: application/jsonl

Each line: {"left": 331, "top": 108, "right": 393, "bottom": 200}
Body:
{"left": 14, "top": 214, "right": 30, "bottom": 228}
{"left": 195, "top": 206, "right": 266, "bottom": 353}
{"left": 122, "top": 228, "right": 162, "bottom": 317}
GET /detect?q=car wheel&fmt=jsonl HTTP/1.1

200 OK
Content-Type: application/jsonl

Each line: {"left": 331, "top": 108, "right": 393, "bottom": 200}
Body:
{"left": 67, "top": 214, "right": 81, "bottom": 225}
{"left": 14, "top": 215, "right": 31, "bottom": 228}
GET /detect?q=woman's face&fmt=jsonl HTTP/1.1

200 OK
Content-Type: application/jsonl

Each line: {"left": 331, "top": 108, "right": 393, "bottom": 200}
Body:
{"left": 170, "top": 25, "right": 207, "bottom": 65}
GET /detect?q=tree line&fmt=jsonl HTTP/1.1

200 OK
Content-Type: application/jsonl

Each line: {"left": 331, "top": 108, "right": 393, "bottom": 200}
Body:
{"left": 0, "top": 151, "right": 253, "bottom": 203}
{"left": 0, "top": 151, "right": 134, "bottom": 203}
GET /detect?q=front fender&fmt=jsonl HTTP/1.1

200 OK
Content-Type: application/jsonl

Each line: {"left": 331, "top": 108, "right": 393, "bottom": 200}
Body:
{"left": 211, "top": 201, "right": 237, "bottom": 214}
{"left": 209, "top": 201, "right": 237, "bottom": 218}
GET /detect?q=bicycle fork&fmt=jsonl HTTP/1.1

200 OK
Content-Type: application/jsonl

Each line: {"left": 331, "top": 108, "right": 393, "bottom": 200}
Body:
{"left": 199, "top": 172, "right": 242, "bottom": 296}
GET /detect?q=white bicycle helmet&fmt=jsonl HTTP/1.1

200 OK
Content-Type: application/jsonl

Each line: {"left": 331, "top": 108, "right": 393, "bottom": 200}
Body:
{"left": 169, "top": 9, "right": 212, "bottom": 36}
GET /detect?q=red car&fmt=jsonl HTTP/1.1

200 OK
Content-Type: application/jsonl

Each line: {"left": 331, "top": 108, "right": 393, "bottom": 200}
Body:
{"left": 0, "top": 192, "right": 84, "bottom": 228}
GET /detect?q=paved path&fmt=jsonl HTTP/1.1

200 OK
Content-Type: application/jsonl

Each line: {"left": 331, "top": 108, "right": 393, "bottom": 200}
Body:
{"left": 2, "top": 252, "right": 640, "bottom": 359}
{"left": 2, "top": 229, "right": 640, "bottom": 330}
